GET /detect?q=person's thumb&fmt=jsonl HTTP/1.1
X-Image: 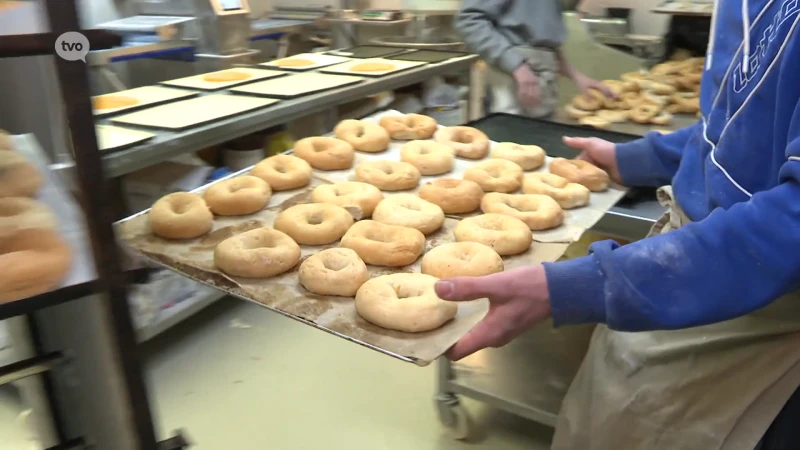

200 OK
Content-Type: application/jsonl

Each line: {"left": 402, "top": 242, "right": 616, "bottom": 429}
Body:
{"left": 563, "top": 136, "right": 590, "bottom": 151}
{"left": 435, "top": 276, "right": 498, "bottom": 302}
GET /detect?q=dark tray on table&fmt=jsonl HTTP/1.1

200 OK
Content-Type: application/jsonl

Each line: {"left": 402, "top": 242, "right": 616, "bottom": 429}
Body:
{"left": 465, "top": 113, "right": 656, "bottom": 204}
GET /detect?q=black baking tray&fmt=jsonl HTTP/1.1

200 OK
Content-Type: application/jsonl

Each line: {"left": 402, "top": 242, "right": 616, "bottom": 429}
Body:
{"left": 465, "top": 113, "right": 656, "bottom": 202}
{"left": 327, "top": 45, "right": 411, "bottom": 59}
{"left": 386, "top": 49, "right": 470, "bottom": 63}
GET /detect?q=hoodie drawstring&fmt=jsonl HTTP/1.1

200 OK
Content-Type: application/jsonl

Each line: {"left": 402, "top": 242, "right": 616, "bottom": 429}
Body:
{"left": 706, "top": 0, "right": 720, "bottom": 70}
{"left": 742, "top": 0, "right": 751, "bottom": 74}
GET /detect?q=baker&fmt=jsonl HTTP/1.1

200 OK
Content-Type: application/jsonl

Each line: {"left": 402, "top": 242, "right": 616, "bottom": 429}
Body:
{"left": 454, "top": 0, "right": 614, "bottom": 118}
{"left": 437, "top": 1, "right": 800, "bottom": 448}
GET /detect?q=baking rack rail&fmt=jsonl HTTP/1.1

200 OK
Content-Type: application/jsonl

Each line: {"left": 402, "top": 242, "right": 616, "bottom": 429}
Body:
{"left": 0, "top": 1, "right": 187, "bottom": 448}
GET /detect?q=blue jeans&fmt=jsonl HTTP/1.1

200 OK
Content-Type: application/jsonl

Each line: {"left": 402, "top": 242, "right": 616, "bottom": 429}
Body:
{"left": 755, "top": 386, "right": 800, "bottom": 450}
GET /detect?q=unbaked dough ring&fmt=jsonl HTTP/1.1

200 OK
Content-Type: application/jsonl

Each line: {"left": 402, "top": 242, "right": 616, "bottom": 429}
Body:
{"left": 491, "top": 142, "right": 545, "bottom": 171}
{"left": 578, "top": 116, "right": 612, "bottom": 130}
{"left": 355, "top": 273, "right": 457, "bottom": 333}
{"left": 379, "top": 114, "right": 438, "bottom": 140}
{"left": 311, "top": 181, "right": 383, "bottom": 219}
{"left": 0, "top": 228, "right": 72, "bottom": 303}
{"left": 371, "top": 194, "right": 444, "bottom": 235}
{"left": 273, "top": 203, "right": 354, "bottom": 245}
{"left": 454, "top": 213, "right": 532, "bottom": 256}
{"left": 203, "top": 176, "right": 271, "bottom": 216}
{"left": 214, "top": 228, "right": 301, "bottom": 278}
{"left": 629, "top": 103, "right": 662, "bottom": 124}
{"left": 0, "top": 198, "right": 56, "bottom": 236}
{"left": 400, "top": 141, "right": 454, "bottom": 176}
{"left": 354, "top": 160, "right": 421, "bottom": 191}
{"left": 418, "top": 178, "right": 483, "bottom": 214}
{"left": 463, "top": 159, "right": 523, "bottom": 193}
{"left": 433, "top": 127, "right": 490, "bottom": 159}
{"left": 150, "top": 192, "right": 213, "bottom": 240}
{"left": 340, "top": 220, "right": 425, "bottom": 267}
{"left": 565, "top": 104, "right": 595, "bottom": 119}
{"left": 293, "top": 137, "right": 355, "bottom": 171}
{"left": 0, "top": 151, "right": 43, "bottom": 198}
{"left": 421, "top": 242, "right": 504, "bottom": 279}
{"left": 251, "top": 154, "right": 312, "bottom": 191}
{"left": 481, "top": 193, "right": 564, "bottom": 231}
{"left": 298, "top": 248, "right": 369, "bottom": 297}
{"left": 595, "top": 110, "right": 629, "bottom": 123}
{"left": 334, "top": 119, "right": 390, "bottom": 153}
{"left": 522, "top": 173, "right": 590, "bottom": 209}
{"left": 571, "top": 90, "right": 605, "bottom": 111}
{"left": 549, "top": 158, "right": 610, "bottom": 192}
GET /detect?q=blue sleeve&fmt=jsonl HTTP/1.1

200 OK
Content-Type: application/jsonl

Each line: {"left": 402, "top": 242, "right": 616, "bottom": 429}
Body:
{"left": 543, "top": 137, "right": 800, "bottom": 332}
{"left": 615, "top": 122, "right": 702, "bottom": 187}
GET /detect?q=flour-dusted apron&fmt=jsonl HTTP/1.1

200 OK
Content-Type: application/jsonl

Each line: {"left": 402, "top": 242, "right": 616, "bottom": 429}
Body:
{"left": 487, "top": 47, "right": 559, "bottom": 119}
{"left": 552, "top": 186, "right": 800, "bottom": 450}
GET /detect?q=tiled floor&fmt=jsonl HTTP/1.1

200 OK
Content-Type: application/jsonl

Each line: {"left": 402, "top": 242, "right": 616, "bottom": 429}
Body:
{"left": 0, "top": 298, "right": 554, "bottom": 449}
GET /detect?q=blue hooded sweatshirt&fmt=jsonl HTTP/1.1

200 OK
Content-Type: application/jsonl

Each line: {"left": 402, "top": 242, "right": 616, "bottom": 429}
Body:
{"left": 543, "top": 0, "right": 800, "bottom": 331}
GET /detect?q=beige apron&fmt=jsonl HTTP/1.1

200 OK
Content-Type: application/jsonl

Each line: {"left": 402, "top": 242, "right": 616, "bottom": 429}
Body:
{"left": 552, "top": 186, "right": 800, "bottom": 450}
{"left": 487, "top": 47, "right": 559, "bottom": 118}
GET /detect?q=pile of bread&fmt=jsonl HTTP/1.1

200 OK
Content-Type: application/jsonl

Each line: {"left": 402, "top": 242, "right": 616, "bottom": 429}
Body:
{"left": 147, "top": 114, "right": 610, "bottom": 334}
{"left": 0, "top": 130, "right": 72, "bottom": 303}
{"left": 566, "top": 56, "right": 705, "bottom": 129}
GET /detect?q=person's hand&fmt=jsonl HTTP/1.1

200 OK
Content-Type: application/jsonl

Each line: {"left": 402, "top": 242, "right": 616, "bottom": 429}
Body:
{"left": 573, "top": 71, "right": 617, "bottom": 99}
{"left": 513, "top": 64, "right": 541, "bottom": 109}
{"left": 563, "top": 136, "right": 623, "bottom": 184}
{"left": 435, "top": 265, "right": 551, "bottom": 361}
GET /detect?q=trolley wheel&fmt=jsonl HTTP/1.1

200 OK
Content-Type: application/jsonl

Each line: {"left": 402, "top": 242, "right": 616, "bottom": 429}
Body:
{"left": 438, "top": 402, "right": 471, "bottom": 440}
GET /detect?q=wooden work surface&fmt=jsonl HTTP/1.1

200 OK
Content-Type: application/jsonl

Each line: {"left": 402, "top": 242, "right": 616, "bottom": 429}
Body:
{"left": 160, "top": 67, "right": 287, "bottom": 91}
{"left": 110, "top": 95, "right": 280, "bottom": 131}
{"left": 229, "top": 73, "right": 364, "bottom": 99}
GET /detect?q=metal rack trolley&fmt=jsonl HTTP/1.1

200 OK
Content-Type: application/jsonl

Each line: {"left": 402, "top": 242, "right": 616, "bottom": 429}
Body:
{"left": 0, "top": 2, "right": 187, "bottom": 448}
{"left": 433, "top": 114, "right": 665, "bottom": 438}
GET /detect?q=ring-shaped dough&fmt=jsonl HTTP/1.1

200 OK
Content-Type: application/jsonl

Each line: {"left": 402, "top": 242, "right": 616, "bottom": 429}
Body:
{"left": 463, "top": 159, "right": 523, "bottom": 193}
{"left": 273, "top": 203, "right": 354, "bottom": 245}
{"left": 0, "top": 151, "right": 42, "bottom": 198}
{"left": 421, "top": 242, "right": 504, "bottom": 279}
{"left": 354, "top": 160, "right": 421, "bottom": 191}
{"left": 578, "top": 116, "right": 612, "bottom": 130}
{"left": 0, "top": 198, "right": 56, "bottom": 236}
{"left": 571, "top": 90, "right": 604, "bottom": 111}
{"left": 400, "top": 141, "right": 454, "bottom": 175}
{"left": 371, "top": 194, "right": 445, "bottom": 235}
{"left": 293, "top": 137, "right": 355, "bottom": 171}
{"left": 214, "top": 228, "right": 301, "bottom": 278}
{"left": 454, "top": 213, "right": 532, "bottom": 256}
{"left": 491, "top": 142, "right": 546, "bottom": 171}
{"left": 251, "top": 154, "right": 312, "bottom": 191}
{"left": 549, "top": 158, "right": 610, "bottom": 192}
{"left": 379, "top": 114, "right": 438, "bottom": 140}
{"left": 355, "top": 273, "right": 457, "bottom": 333}
{"left": 298, "top": 248, "right": 369, "bottom": 297}
{"left": 480, "top": 193, "right": 564, "bottom": 231}
{"left": 0, "top": 228, "right": 72, "bottom": 303}
{"left": 340, "top": 220, "right": 425, "bottom": 267}
{"left": 150, "top": 192, "right": 213, "bottom": 239}
{"left": 522, "top": 173, "right": 590, "bottom": 209}
{"left": 203, "top": 176, "right": 271, "bottom": 216}
{"left": 565, "top": 104, "right": 595, "bottom": 119}
{"left": 594, "top": 110, "right": 629, "bottom": 123}
{"left": 418, "top": 178, "right": 483, "bottom": 214}
{"left": 433, "top": 126, "right": 490, "bottom": 159}
{"left": 311, "top": 181, "right": 383, "bottom": 219}
{"left": 334, "top": 119, "right": 390, "bottom": 153}
{"left": 629, "top": 103, "right": 662, "bottom": 124}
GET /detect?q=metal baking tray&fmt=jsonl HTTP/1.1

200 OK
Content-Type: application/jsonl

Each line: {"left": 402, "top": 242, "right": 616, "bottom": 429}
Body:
{"left": 327, "top": 45, "right": 411, "bottom": 59}
{"left": 386, "top": 49, "right": 470, "bottom": 63}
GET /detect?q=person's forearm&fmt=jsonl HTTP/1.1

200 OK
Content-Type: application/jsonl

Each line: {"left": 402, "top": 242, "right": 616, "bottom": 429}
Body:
{"left": 615, "top": 122, "right": 701, "bottom": 187}
{"left": 454, "top": 0, "right": 525, "bottom": 74}
{"left": 555, "top": 48, "right": 578, "bottom": 79}
{"left": 543, "top": 137, "right": 800, "bottom": 331}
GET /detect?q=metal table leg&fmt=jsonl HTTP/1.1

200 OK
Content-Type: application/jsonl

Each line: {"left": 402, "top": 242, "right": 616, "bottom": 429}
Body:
{"left": 434, "top": 357, "right": 471, "bottom": 440}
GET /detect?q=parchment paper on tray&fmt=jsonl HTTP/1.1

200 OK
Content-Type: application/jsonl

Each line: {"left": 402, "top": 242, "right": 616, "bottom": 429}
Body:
{"left": 116, "top": 109, "right": 626, "bottom": 365}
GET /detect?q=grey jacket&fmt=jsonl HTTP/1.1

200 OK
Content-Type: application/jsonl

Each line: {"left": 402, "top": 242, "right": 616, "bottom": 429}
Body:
{"left": 454, "top": 0, "right": 566, "bottom": 74}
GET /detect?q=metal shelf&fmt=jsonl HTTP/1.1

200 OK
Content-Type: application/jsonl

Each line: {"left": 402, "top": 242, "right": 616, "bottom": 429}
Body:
{"left": 83, "top": 54, "right": 477, "bottom": 178}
